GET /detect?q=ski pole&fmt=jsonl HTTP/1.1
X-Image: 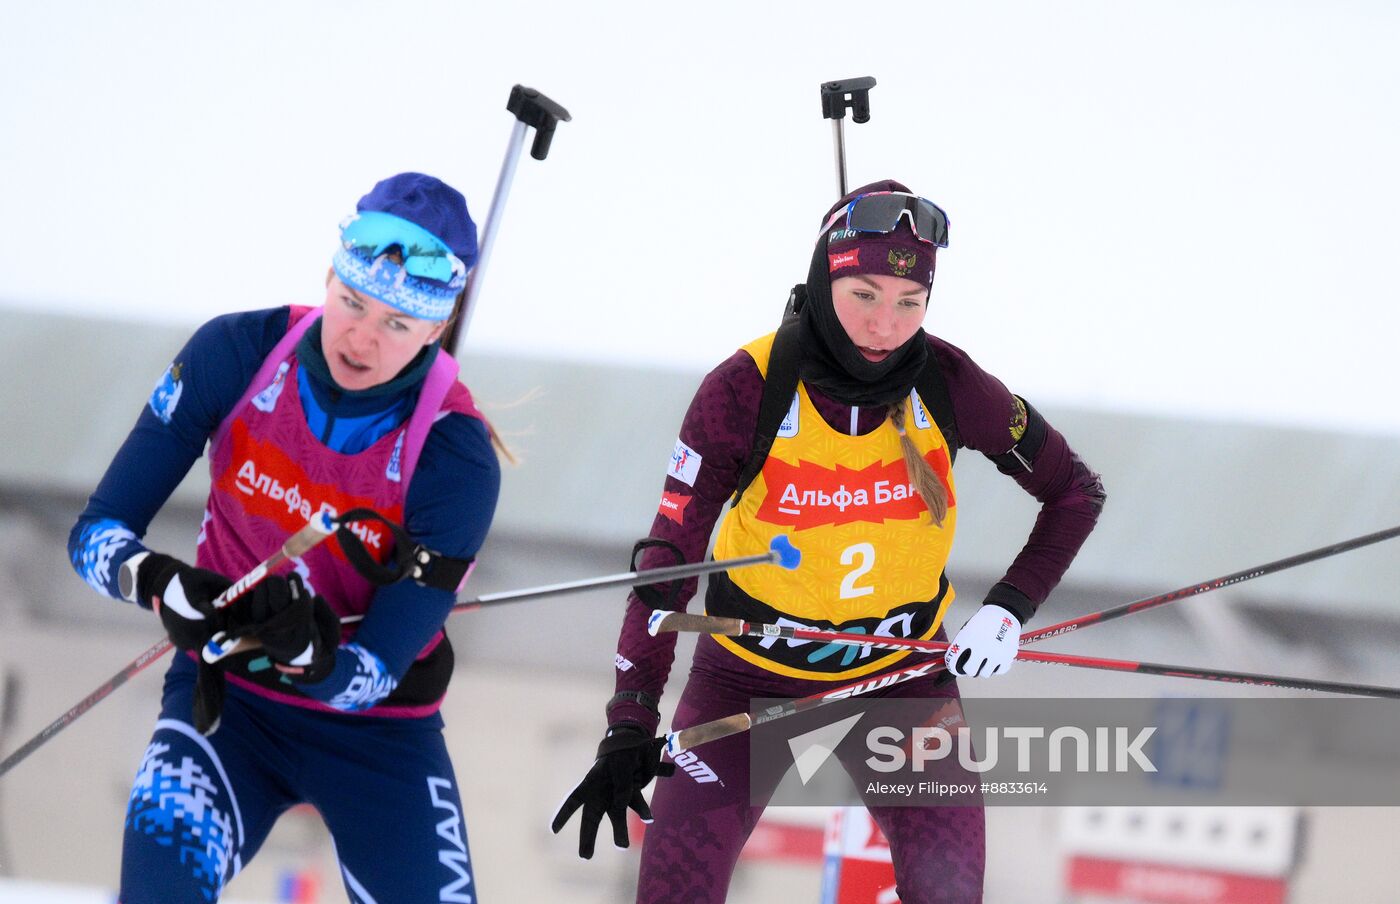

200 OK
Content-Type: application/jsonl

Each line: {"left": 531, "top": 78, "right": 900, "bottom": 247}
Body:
{"left": 656, "top": 515, "right": 1400, "bottom": 652}
{"left": 447, "top": 85, "right": 571, "bottom": 354}
{"left": 665, "top": 657, "right": 942, "bottom": 755}
{"left": 649, "top": 610, "right": 949, "bottom": 656}
{"left": 656, "top": 522, "right": 1400, "bottom": 653}
{"left": 199, "top": 511, "right": 338, "bottom": 662}
{"left": 0, "top": 638, "right": 172, "bottom": 780}
{"left": 0, "top": 511, "right": 340, "bottom": 780}
{"left": 441, "top": 535, "right": 799, "bottom": 616}
{"left": 208, "top": 536, "right": 803, "bottom": 659}
{"left": 664, "top": 649, "right": 1400, "bottom": 757}
{"left": 336, "top": 535, "right": 802, "bottom": 626}
{"left": 660, "top": 639, "right": 1400, "bottom": 757}
{"left": 1011, "top": 649, "right": 1400, "bottom": 699}
{"left": 820, "top": 77, "right": 876, "bottom": 197}
{"left": 1021, "top": 523, "right": 1400, "bottom": 646}
{"left": 651, "top": 612, "right": 1400, "bottom": 701}
{"left": 656, "top": 524, "right": 1400, "bottom": 752}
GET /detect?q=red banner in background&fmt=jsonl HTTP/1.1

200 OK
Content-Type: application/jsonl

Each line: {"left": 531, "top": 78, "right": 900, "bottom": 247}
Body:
{"left": 1066, "top": 856, "right": 1287, "bottom": 904}
{"left": 822, "top": 807, "right": 899, "bottom": 904}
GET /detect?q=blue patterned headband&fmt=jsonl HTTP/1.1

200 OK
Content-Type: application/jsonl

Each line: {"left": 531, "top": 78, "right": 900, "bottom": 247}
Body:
{"left": 331, "top": 211, "right": 467, "bottom": 321}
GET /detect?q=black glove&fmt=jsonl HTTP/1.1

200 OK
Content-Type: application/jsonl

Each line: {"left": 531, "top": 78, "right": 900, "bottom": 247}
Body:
{"left": 550, "top": 723, "right": 676, "bottom": 859}
{"left": 122, "top": 552, "right": 234, "bottom": 734}
{"left": 127, "top": 552, "right": 232, "bottom": 652}
{"left": 223, "top": 572, "right": 341, "bottom": 684}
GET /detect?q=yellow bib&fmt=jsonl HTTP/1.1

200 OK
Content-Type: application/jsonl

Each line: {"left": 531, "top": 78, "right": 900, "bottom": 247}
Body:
{"left": 709, "top": 332, "right": 958, "bottom": 680}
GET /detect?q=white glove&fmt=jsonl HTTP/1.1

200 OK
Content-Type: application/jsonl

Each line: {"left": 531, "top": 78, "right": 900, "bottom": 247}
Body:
{"left": 944, "top": 604, "right": 1022, "bottom": 677}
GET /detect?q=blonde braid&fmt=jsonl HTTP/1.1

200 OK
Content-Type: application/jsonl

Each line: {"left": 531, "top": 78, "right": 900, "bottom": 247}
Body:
{"left": 888, "top": 397, "right": 947, "bottom": 527}
{"left": 482, "top": 415, "right": 517, "bottom": 465}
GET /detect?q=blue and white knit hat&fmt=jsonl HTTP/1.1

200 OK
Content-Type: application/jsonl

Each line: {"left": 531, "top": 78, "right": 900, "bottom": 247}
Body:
{"left": 331, "top": 173, "right": 478, "bottom": 321}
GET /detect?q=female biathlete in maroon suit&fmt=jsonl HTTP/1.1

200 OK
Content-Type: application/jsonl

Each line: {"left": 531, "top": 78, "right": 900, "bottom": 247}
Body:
{"left": 552, "top": 180, "right": 1106, "bottom": 903}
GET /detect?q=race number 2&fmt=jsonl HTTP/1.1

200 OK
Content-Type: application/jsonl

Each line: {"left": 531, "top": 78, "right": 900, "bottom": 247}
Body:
{"left": 839, "top": 543, "right": 875, "bottom": 599}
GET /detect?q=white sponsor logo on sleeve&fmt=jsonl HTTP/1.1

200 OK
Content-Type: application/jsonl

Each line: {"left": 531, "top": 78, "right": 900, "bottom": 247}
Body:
{"left": 668, "top": 439, "right": 703, "bottom": 487}
{"left": 614, "top": 653, "right": 635, "bottom": 672}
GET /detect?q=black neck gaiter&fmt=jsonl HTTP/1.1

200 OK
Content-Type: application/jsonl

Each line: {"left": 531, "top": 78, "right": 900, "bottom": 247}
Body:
{"left": 794, "top": 237, "right": 928, "bottom": 407}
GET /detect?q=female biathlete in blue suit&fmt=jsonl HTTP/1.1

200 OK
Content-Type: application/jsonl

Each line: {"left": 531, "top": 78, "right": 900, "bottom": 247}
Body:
{"left": 69, "top": 173, "right": 501, "bottom": 903}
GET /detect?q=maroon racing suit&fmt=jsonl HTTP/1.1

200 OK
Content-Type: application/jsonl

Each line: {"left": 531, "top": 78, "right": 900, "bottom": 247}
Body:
{"left": 611, "top": 334, "right": 1105, "bottom": 904}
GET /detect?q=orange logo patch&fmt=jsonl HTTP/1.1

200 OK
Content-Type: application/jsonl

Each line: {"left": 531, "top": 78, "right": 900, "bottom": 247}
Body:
{"left": 658, "top": 491, "right": 691, "bottom": 524}
{"left": 755, "top": 451, "right": 954, "bottom": 530}
{"left": 218, "top": 420, "right": 400, "bottom": 564}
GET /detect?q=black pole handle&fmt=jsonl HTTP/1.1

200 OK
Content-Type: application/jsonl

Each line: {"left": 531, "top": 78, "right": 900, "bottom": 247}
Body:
{"left": 507, "top": 85, "right": 573, "bottom": 160}
{"left": 820, "top": 77, "right": 876, "bottom": 123}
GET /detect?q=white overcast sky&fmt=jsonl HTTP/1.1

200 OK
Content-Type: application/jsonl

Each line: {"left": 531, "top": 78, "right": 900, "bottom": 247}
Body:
{"left": 2, "top": 0, "right": 1396, "bottom": 434}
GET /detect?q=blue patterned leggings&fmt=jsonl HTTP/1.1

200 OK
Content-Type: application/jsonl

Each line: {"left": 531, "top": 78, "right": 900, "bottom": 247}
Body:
{"left": 119, "top": 664, "right": 475, "bottom": 903}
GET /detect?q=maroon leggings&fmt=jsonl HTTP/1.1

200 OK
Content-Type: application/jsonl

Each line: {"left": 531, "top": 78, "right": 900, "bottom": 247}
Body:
{"left": 638, "top": 638, "right": 985, "bottom": 904}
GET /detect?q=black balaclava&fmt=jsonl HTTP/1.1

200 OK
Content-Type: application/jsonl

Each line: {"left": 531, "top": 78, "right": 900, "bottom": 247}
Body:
{"left": 795, "top": 179, "right": 935, "bottom": 407}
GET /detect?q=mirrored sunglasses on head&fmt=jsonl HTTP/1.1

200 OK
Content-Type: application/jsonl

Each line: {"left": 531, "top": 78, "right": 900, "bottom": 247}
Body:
{"left": 338, "top": 211, "right": 466, "bottom": 284}
{"left": 824, "top": 191, "right": 950, "bottom": 248}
